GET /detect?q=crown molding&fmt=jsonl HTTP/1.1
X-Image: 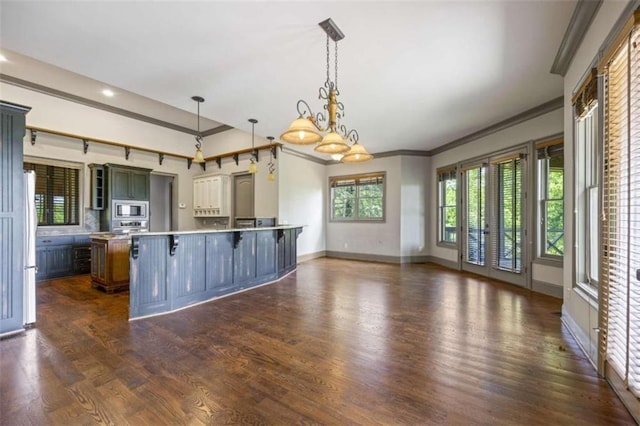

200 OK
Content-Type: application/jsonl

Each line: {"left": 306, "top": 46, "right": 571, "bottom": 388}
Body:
{"left": 430, "top": 96, "right": 564, "bottom": 156}
{"left": 280, "top": 146, "right": 328, "bottom": 165}
{"left": 373, "top": 149, "right": 432, "bottom": 158}
{"left": 550, "top": 0, "right": 603, "bottom": 76}
{"left": 0, "top": 74, "right": 232, "bottom": 136}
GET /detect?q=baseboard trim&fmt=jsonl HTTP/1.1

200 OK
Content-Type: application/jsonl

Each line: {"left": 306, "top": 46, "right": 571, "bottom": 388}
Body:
{"left": 561, "top": 305, "right": 597, "bottom": 371}
{"left": 298, "top": 251, "right": 326, "bottom": 263}
{"left": 325, "top": 251, "right": 427, "bottom": 264}
{"left": 424, "top": 256, "right": 460, "bottom": 270}
{"left": 532, "top": 280, "right": 563, "bottom": 299}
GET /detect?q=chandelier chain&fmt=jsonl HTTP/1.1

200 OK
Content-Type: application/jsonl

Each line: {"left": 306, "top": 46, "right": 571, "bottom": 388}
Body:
{"left": 326, "top": 34, "right": 330, "bottom": 87}
{"left": 335, "top": 40, "right": 338, "bottom": 92}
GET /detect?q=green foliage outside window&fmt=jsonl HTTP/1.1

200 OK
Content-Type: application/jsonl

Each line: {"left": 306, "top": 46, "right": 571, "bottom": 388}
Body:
{"left": 438, "top": 169, "right": 457, "bottom": 243}
{"left": 541, "top": 153, "right": 564, "bottom": 256}
{"left": 331, "top": 174, "right": 384, "bottom": 221}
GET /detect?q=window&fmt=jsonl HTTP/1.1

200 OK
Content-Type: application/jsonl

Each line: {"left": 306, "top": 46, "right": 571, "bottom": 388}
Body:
{"left": 573, "top": 68, "right": 599, "bottom": 290}
{"left": 437, "top": 167, "right": 457, "bottom": 245}
{"left": 24, "top": 162, "right": 80, "bottom": 226}
{"left": 600, "top": 14, "right": 640, "bottom": 398}
{"left": 330, "top": 173, "right": 384, "bottom": 221}
{"left": 537, "top": 139, "right": 564, "bottom": 258}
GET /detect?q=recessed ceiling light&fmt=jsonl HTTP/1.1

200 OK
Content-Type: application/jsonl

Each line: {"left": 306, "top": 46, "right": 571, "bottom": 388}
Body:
{"left": 102, "top": 89, "right": 115, "bottom": 97}
{"left": 0, "top": 54, "right": 7, "bottom": 62}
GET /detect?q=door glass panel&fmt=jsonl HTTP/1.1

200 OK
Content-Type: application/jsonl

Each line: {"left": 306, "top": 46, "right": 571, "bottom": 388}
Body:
{"left": 465, "top": 166, "right": 486, "bottom": 265}
{"left": 493, "top": 158, "right": 523, "bottom": 273}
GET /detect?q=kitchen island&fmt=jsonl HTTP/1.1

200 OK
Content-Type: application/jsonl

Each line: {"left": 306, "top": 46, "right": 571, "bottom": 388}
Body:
{"left": 128, "top": 225, "right": 303, "bottom": 320}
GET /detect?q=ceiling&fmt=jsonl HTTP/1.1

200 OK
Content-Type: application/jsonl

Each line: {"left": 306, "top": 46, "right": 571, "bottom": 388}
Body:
{"left": 0, "top": 1, "right": 575, "bottom": 156}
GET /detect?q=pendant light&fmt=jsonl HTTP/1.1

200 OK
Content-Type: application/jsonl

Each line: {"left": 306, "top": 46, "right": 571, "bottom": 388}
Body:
{"left": 192, "top": 96, "right": 205, "bottom": 163}
{"left": 248, "top": 118, "right": 258, "bottom": 174}
{"left": 267, "top": 136, "right": 276, "bottom": 181}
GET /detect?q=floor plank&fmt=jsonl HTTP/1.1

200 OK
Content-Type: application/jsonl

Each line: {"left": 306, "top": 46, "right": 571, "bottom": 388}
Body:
{"left": 0, "top": 259, "right": 634, "bottom": 424}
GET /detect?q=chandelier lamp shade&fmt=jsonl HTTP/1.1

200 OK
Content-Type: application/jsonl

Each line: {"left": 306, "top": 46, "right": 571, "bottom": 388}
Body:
{"left": 341, "top": 141, "right": 373, "bottom": 163}
{"left": 248, "top": 118, "right": 258, "bottom": 174}
{"left": 192, "top": 96, "right": 206, "bottom": 163}
{"left": 280, "top": 18, "right": 372, "bottom": 163}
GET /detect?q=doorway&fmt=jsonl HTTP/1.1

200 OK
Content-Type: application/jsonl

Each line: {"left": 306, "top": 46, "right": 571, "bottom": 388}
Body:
{"left": 461, "top": 149, "right": 528, "bottom": 287}
{"left": 149, "top": 174, "right": 174, "bottom": 232}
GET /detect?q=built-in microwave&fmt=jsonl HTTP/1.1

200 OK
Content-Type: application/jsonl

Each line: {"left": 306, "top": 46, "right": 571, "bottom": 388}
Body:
{"left": 112, "top": 200, "right": 148, "bottom": 220}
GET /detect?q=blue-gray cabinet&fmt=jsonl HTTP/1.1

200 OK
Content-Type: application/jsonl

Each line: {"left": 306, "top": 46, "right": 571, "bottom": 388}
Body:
{"left": 0, "top": 101, "right": 30, "bottom": 336}
{"left": 107, "top": 164, "right": 150, "bottom": 200}
{"left": 129, "top": 226, "right": 303, "bottom": 319}
{"left": 36, "top": 235, "right": 91, "bottom": 281}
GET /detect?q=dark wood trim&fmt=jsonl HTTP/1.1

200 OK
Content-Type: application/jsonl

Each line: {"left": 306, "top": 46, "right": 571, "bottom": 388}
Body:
{"left": 281, "top": 146, "right": 328, "bottom": 165}
{"left": 431, "top": 97, "right": 564, "bottom": 156}
{"left": 373, "top": 149, "right": 431, "bottom": 158}
{"left": 550, "top": 0, "right": 603, "bottom": 76}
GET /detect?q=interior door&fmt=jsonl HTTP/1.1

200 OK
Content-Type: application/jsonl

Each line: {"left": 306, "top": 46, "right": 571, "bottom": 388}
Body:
{"left": 461, "top": 151, "right": 527, "bottom": 287}
{"left": 233, "top": 173, "right": 254, "bottom": 218}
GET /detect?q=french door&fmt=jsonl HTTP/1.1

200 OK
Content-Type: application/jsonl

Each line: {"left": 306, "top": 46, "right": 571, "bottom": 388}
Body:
{"left": 461, "top": 151, "right": 528, "bottom": 287}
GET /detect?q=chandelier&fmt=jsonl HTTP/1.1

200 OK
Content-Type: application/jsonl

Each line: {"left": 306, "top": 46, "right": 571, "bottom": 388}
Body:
{"left": 280, "top": 18, "right": 372, "bottom": 163}
{"left": 192, "top": 95, "right": 205, "bottom": 163}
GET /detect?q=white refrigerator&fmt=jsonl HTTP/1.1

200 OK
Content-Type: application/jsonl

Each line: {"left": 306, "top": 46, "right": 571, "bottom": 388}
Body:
{"left": 24, "top": 170, "right": 37, "bottom": 325}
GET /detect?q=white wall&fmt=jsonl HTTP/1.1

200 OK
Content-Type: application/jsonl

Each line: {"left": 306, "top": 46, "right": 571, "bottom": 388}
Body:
{"left": 278, "top": 150, "right": 326, "bottom": 257}
{"left": 562, "top": 0, "right": 631, "bottom": 364}
{"left": 3, "top": 82, "right": 202, "bottom": 231}
{"left": 429, "top": 108, "right": 564, "bottom": 281}
{"left": 400, "top": 155, "right": 430, "bottom": 259}
{"left": 326, "top": 156, "right": 402, "bottom": 258}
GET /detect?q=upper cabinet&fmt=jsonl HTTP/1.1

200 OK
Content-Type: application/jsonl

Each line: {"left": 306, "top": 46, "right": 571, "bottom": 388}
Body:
{"left": 110, "top": 166, "right": 150, "bottom": 200}
{"left": 193, "top": 174, "right": 230, "bottom": 217}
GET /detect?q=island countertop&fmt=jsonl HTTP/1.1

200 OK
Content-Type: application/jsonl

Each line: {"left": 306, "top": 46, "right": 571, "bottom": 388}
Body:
{"left": 129, "top": 224, "right": 304, "bottom": 237}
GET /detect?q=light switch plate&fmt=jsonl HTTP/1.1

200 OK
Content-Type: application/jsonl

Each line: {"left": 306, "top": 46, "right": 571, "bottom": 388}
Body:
{"left": 178, "top": 203, "right": 186, "bottom": 209}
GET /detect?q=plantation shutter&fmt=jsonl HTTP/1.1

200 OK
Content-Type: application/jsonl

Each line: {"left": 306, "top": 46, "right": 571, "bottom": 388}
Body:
{"left": 600, "top": 11, "right": 640, "bottom": 397}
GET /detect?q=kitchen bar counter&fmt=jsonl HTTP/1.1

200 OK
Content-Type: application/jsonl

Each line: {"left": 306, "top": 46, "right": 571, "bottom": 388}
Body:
{"left": 128, "top": 225, "right": 303, "bottom": 320}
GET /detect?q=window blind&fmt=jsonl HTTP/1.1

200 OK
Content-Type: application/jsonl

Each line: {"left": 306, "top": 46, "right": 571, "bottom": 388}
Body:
{"left": 572, "top": 68, "right": 598, "bottom": 119}
{"left": 464, "top": 165, "right": 486, "bottom": 266}
{"left": 490, "top": 157, "right": 523, "bottom": 273}
{"left": 601, "top": 17, "right": 640, "bottom": 397}
{"left": 23, "top": 162, "right": 80, "bottom": 226}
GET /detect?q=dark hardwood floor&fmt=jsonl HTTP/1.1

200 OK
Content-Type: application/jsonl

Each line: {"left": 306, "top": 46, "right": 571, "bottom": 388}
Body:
{"left": 1, "top": 258, "right": 634, "bottom": 425}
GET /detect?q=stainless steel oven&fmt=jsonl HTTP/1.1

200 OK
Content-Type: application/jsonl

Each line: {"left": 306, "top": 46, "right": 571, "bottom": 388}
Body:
{"left": 111, "top": 200, "right": 149, "bottom": 232}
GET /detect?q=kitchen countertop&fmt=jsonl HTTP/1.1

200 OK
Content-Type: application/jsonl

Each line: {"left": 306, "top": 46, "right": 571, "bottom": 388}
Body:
{"left": 37, "top": 229, "right": 110, "bottom": 237}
